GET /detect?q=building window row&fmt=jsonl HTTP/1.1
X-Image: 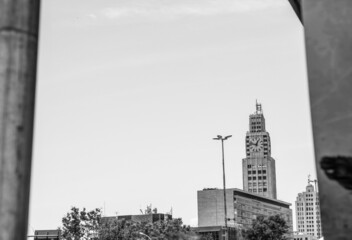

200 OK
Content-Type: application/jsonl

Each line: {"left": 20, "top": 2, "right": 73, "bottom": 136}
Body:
{"left": 248, "top": 170, "right": 267, "bottom": 174}
{"left": 248, "top": 164, "right": 268, "bottom": 169}
{"left": 249, "top": 183, "right": 266, "bottom": 187}
{"left": 248, "top": 176, "right": 267, "bottom": 181}
{"left": 248, "top": 188, "right": 268, "bottom": 193}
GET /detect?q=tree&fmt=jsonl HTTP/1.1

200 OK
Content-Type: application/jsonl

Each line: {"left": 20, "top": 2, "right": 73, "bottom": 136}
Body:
{"left": 245, "top": 214, "right": 289, "bottom": 240}
{"left": 98, "top": 217, "right": 198, "bottom": 240}
{"left": 61, "top": 207, "right": 102, "bottom": 240}
{"left": 61, "top": 207, "right": 198, "bottom": 240}
{"left": 199, "top": 233, "right": 215, "bottom": 240}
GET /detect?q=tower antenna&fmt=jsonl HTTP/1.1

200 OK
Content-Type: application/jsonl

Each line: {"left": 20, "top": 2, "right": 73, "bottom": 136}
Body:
{"left": 308, "top": 174, "right": 318, "bottom": 192}
{"left": 256, "top": 100, "right": 262, "bottom": 114}
{"left": 104, "top": 202, "right": 106, "bottom": 216}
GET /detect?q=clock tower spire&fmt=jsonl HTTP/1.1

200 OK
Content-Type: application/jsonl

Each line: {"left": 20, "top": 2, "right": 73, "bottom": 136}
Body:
{"left": 242, "top": 102, "right": 277, "bottom": 199}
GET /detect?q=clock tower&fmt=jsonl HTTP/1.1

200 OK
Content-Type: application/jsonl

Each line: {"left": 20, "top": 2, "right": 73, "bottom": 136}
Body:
{"left": 242, "top": 102, "right": 277, "bottom": 199}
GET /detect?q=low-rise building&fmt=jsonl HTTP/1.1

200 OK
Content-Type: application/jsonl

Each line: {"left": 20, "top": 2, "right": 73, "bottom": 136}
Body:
{"left": 102, "top": 213, "right": 172, "bottom": 224}
{"left": 198, "top": 188, "right": 293, "bottom": 232}
{"left": 194, "top": 226, "right": 239, "bottom": 240}
{"left": 33, "top": 230, "right": 61, "bottom": 240}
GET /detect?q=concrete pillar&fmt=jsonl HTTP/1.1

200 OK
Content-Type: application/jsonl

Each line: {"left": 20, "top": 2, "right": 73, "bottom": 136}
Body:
{"left": 0, "top": 1, "right": 40, "bottom": 240}
{"left": 302, "top": 1, "right": 352, "bottom": 239}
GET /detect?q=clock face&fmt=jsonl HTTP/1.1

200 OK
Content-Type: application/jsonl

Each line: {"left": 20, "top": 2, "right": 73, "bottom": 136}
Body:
{"left": 248, "top": 136, "right": 264, "bottom": 152}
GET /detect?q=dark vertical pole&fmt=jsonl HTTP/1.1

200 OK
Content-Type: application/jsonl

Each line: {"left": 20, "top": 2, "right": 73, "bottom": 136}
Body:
{"left": 0, "top": 1, "right": 40, "bottom": 240}
{"left": 302, "top": 0, "right": 352, "bottom": 239}
{"left": 221, "top": 139, "right": 228, "bottom": 240}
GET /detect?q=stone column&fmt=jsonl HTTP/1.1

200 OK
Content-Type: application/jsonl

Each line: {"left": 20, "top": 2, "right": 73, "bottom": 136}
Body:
{"left": 302, "top": 1, "right": 352, "bottom": 239}
{"left": 0, "top": 1, "right": 40, "bottom": 240}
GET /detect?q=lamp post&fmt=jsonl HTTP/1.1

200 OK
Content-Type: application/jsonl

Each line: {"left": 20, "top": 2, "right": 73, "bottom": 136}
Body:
{"left": 213, "top": 135, "right": 232, "bottom": 240}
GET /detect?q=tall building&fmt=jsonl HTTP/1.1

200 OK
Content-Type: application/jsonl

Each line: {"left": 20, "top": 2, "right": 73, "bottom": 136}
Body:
{"left": 197, "top": 103, "right": 294, "bottom": 238}
{"left": 295, "top": 181, "right": 322, "bottom": 239}
{"left": 242, "top": 102, "right": 277, "bottom": 199}
{"left": 197, "top": 188, "right": 293, "bottom": 231}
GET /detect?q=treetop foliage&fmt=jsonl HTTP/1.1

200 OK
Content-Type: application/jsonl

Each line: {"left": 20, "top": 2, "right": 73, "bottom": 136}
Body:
{"left": 245, "top": 214, "right": 290, "bottom": 240}
{"left": 60, "top": 207, "right": 198, "bottom": 240}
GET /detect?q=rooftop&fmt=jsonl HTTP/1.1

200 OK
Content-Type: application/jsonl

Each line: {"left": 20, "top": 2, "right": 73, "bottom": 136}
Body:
{"left": 199, "top": 188, "right": 291, "bottom": 208}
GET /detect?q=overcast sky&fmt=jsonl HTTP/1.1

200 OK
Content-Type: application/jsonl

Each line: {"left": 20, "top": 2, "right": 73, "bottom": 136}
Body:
{"left": 29, "top": 0, "right": 314, "bottom": 232}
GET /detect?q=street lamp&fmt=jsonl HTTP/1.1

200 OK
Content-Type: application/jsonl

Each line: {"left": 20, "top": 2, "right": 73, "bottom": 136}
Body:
{"left": 213, "top": 135, "right": 232, "bottom": 240}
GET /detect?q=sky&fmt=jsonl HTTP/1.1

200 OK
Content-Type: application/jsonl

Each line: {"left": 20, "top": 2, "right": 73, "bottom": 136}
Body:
{"left": 29, "top": 0, "right": 315, "bottom": 232}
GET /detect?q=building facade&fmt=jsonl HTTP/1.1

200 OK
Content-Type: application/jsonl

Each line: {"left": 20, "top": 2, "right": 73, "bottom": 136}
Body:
{"left": 34, "top": 230, "right": 61, "bottom": 240}
{"left": 295, "top": 182, "right": 322, "bottom": 239}
{"left": 197, "top": 188, "right": 293, "bottom": 231}
{"left": 293, "top": 232, "right": 319, "bottom": 240}
{"left": 194, "top": 226, "right": 239, "bottom": 240}
{"left": 242, "top": 102, "right": 277, "bottom": 199}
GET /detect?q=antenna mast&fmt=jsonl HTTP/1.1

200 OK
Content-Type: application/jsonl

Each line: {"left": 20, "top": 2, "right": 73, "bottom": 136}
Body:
{"left": 256, "top": 100, "right": 262, "bottom": 114}
{"left": 308, "top": 175, "right": 318, "bottom": 192}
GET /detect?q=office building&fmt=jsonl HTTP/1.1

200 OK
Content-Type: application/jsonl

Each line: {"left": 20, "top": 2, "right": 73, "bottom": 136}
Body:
{"left": 295, "top": 181, "right": 322, "bottom": 239}
{"left": 197, "top": 188, "right": 293, "bottom": 231}
{"left": 194, "top": 226, "right": 239, "bottom": 240}
{"left": 242, "top": 102, "right": 277, "bottom": 199}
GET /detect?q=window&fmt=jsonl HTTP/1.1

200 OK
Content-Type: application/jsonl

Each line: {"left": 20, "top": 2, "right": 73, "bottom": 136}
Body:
{"left": 263, "top": 170, "right": 266, "bottom": 174}
{"left": 258, "top": 170, "right": 262, "bottom": 174}
{"left": 253, "top": 177, "right": 256, "bottom": 180}
{"left": 258, "top": 176, "right": 262, "bottom": 180}
{"left": 248, "top": 165, "right": 251, "bottom": 168}
{"left": 263, "top": 188, "right": 267, "bottom": 192}
{"left": 248, "top": 177, "right": 251, "bottom": 180}
{"left": 248, "top": 170, "right": 251, "bottom": 174}
{"left": 252, "top": 170, "right": 256, "bottom": 174}
{"left": 263, "top": 176, "right": 266, "bottom": 180}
